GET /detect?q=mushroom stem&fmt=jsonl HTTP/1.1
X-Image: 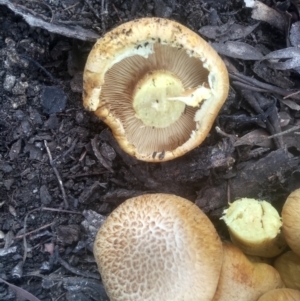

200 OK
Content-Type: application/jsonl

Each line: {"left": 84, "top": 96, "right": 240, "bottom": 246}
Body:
{"left": 133, "top": 70, "right": 185, "bottom": 128}
{"left": 221, "top": 198, "right": 286, "bottom": 257}
{"left": 168, "top": 84, "right": 212, "bottom": 107}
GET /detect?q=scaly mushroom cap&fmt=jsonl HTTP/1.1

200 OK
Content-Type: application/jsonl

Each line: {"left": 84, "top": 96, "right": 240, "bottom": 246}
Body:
{"left": 257, "top": 288, "right": 300, "bottom": 301}
{"left": 83, "top": 18, "right": 229, "bottom": 162}
{"left": 212, "top": 242, "right": 284, "bottom": 301}
{"left": 93, "top": 193, "right": 223, "bottom": 301}
{"left": 282, "top": 188, "right": 300, "bottom": 257}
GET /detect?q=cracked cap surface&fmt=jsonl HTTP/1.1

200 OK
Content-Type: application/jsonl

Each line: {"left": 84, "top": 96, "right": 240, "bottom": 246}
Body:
{"left": 93, "top": 193, "right": 223, "bottom": 301}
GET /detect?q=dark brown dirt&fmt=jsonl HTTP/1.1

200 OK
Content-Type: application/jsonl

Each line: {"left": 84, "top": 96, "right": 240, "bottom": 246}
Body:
{"left": 0, "top": 0, "right": 300, "bottom": 300}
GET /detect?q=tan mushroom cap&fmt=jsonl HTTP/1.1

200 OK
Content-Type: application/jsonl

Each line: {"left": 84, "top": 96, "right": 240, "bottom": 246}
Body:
{"left": 83, "top": 17, "right": 229, "bottom": 162}
{"left": 93, "top": 193, "right": 223, "bottom": 301}
{"left": 282, "top": 188, "right": 300, "bottom": 257}
{"left": 212, "top": 242, "right": 284, "bottom": 301}
{"left": 257, "top": 288, "right": 300, "bottom": 301}
{"left": 274, "top": 250, "right": 300, "bottom": 290}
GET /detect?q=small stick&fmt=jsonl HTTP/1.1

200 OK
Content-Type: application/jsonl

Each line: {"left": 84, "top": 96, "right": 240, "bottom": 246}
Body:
{"left": 19, "top": 54, "right": 60, "bottom": 84}
{"left": 101, "top": 0, "right": 108, "bottom": 33}
{"left": 63, "top": 2, "right": 80, "bottom": 11}
{"left": 230, "top": 73, "right": 300, "bottom": 100}
{"left": 52, "top": 138, "right": 78, "bottom": 164}
{"left": 232, "top": 81, "right": 269, "bottom": 93}
{"left": 17, "top": 222, "right": 55, "bottom": 240}
{"left": 112, "top": 3, "right": 122, "bottom": 21}
{"left": 57, "top": 251, "right": 100, "bottom": 279}
{"left": 283, "top": 90, "right": 300, "bottom": 99}
{"left": 84, "top": 0, "right": 101, "bottom": 20}
{"left": 216, "top": 124, "right": 300, "bottom": 145}
{"left": 44, "top": 140, "right": 69, "bottom": 209}
{"left": 215, "top": 126, "right": 238, "bottom": 139}
{"left": 22, "top": 207, "right": 81, "bottom": 262}
{"left": 265, "top": 124, "right": 300, "bottom": 139}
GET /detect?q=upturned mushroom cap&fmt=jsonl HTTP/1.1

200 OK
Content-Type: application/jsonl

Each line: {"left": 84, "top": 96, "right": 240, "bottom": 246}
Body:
{"left": 93, "top": 193, "right": 223, "bottom": 301}
{"left": 257, "top": 288, "right": 300, "bottom": 301}
{"left": 212, "top": 242, "right": 284, "bottom": 301}
{"left": 282, "top": 188, "right": 300, "bottom": 257}
{"left": 274, "top": 250, "right": 300, "bottom": 290}
{"left": 83, "top": 17, "right": 229, "bottom": 162}
{"left": 221, "top": 198, "right": 286, "bottom": 257}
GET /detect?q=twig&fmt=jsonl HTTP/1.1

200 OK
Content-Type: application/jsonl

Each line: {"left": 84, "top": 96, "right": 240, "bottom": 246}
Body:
{"left": 40, "top": 207, "right": 82, "bottom": 214}
{"left": 53, "top": 293, "right": 66, "bottom": 301}
{"left": 44, "top": 140, "right": 69, "bottom": 208}
{"left": 265, "top": 124, "right": 300, "bottom": 139}
{"left": 217, "top": 124, "right": 300, "bottom": 149}
{"left": 112, "top": 3, "right": 122, "bottom": 21}
{"left": 101, "top": 0, "right": 108, "bottom": 33}
{"left": 283, "top": 90, "right": 300, "bottom": 99}
{"left": 17, "top": 222, "right": 55, "bottom": 240}
{"left": 232, "top": 81, "right": 269, "bottom": 93}
{"left": 19, "top": 54, "right": 60, "bottom": 84}
{"left": 22, "top": 207, "right": 82, "bottom": 263}
{"left": 215, "top": 126, "right": 238, "bottom": 139}
{"left": 63, "top": 2, "right": 79, "bottom": 11}
{"left": 84, "top": 0, "right": 101, "bottom": 20}
{"left": 52, "top": 138, "right": 78, "bottom": 164}
{"left": 57, "top": 251, "right": 100, "bottom": 280}
{"left": 230, "top": 73, "right": 300, "bottom": 100}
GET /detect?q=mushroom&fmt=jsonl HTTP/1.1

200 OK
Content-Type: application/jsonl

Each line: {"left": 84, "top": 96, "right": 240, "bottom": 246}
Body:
{"left": 212, "top": 242, "right": 284, "bottom": 301}
{"left": 83, "top": 18, "right": 229, "bottom": 162}
{"left": 93, "top": 193, "right": 223, "bottom": 301}
{"left": 221, "top": 198, "right": 286, "bottom": 257}
{"left": 257, "top": 288, "right": 300, "bottom": 301}
{"left": 274, "top": 250, "right": 300, "bottom": 290}
{"left": 281, "top": 188, "right": 300, "bottom": 257}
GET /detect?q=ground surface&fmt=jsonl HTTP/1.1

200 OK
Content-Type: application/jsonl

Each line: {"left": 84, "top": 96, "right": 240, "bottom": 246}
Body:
{"left": 0, "top": 0, "right": 300, "bottom": 300}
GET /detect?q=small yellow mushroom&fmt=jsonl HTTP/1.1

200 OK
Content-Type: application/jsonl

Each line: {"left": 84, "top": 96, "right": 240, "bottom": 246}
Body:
{"left": 221, "top": 198, "right": 286, "bottom": 257}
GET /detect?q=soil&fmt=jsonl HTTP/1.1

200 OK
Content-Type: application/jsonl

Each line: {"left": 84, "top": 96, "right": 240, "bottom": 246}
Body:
{"left": 0, "top": 0, "right": 300, "bottom": 300}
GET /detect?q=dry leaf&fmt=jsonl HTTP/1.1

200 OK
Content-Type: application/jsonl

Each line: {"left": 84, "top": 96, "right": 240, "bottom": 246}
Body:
{"left": 244, "top": 0, "right": 285, "bottom": 31}
{"left": 211, "top": 41, "right": 263, "bottom": 60}
{"left": 234, "top": 129, "right": 273, "bottom": 148}
{"left": 199, "top": 21, "right": 259, "bottom": 42}
{"left": 281, "top": 99, "right": 300, "bottom": 111}
{"left": 8, "top": 205, "right": 16, "bottom": 217}
{"left": 290, "top": 21, "right": 300, "bottom": 47}
{"left": 263, "top": 47, "right": 300, "bottom": 70}
{"left": 0, "top": 0, "right": 99, "bottom": 42}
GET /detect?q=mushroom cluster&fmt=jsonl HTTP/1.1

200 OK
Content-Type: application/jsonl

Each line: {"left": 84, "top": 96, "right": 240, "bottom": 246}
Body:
{"left": 93, "top": 194, "right": 288, "bottom": 301}
{"left": 83, "top": 18, "right": 229, "bottom": 162}
{"left": 212, "top": 242, "right": 283, "bottom": 301}
{"left": 220, "top": 190, "right": 300, "bottom": 297}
